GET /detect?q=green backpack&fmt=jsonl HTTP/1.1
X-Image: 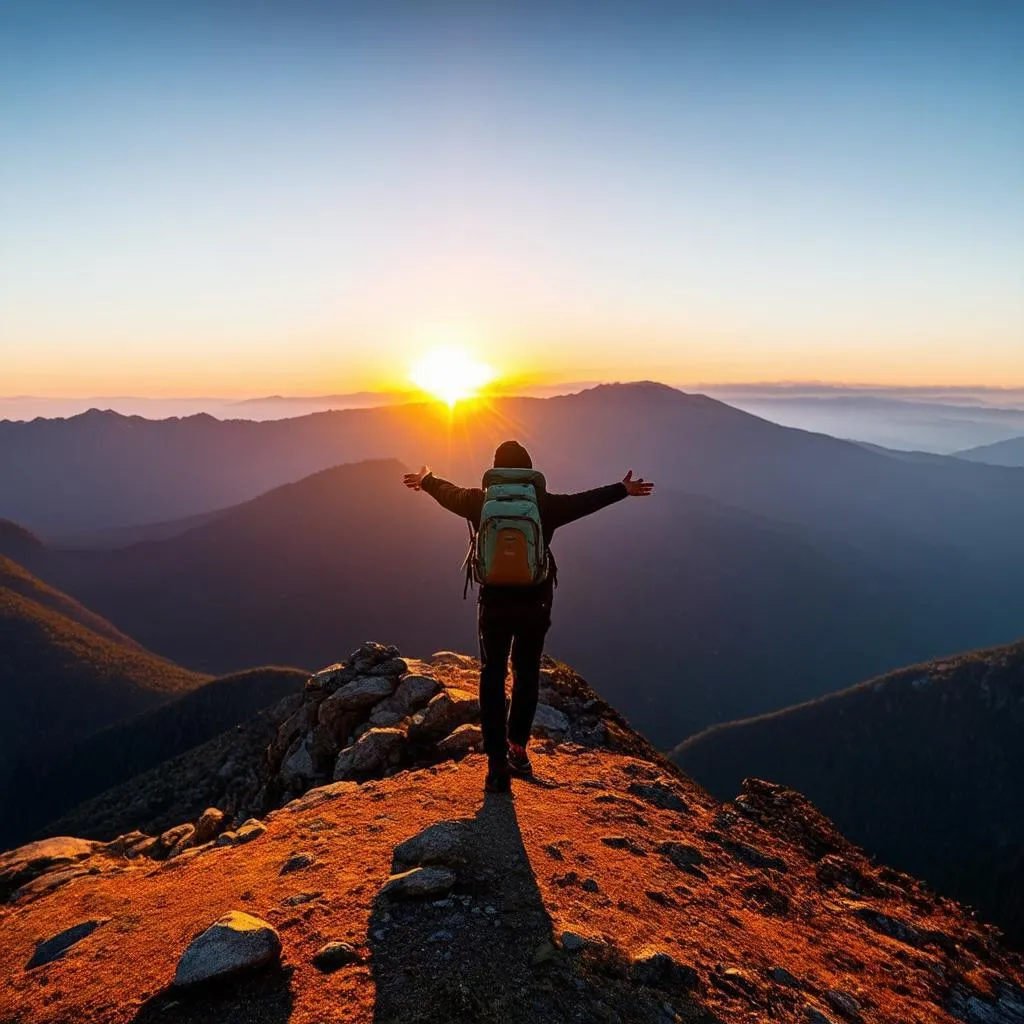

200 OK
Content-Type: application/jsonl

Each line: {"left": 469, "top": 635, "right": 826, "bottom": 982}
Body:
{"left": 466, "top": 468, "right": 550, "bottom": 591}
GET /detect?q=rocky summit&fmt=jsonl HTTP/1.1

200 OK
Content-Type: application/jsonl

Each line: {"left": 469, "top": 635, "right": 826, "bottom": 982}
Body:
{"left": 1, "top": 644, "right": 1023, "bottom": 1024}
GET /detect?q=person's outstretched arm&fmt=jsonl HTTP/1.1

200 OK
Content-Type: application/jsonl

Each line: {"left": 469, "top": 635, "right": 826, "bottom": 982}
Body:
{"left": 547, "top": 470, "right": 654, "bottom": 528}
{"left": 403, "top": 465, "right": 484, "bottom": 522}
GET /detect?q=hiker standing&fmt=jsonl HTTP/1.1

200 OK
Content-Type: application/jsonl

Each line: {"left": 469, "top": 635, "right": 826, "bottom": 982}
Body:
{"left": 403, "top": 440, "right": 654, "bottom": 792}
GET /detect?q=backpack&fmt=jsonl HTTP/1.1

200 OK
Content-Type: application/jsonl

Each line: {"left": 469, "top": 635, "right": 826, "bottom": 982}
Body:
{"left": 465, "top": 468, "right": 550, "bottom": 593}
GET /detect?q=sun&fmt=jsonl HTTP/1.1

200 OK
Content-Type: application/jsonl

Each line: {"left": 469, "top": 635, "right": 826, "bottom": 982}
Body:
{"left": 409, "top": 346, "right": 497, "bottom": 407}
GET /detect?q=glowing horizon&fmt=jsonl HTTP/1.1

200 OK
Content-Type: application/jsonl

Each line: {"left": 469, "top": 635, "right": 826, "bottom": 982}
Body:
{"left": 2, "top": 3, "right": 1022, "bottom": 396}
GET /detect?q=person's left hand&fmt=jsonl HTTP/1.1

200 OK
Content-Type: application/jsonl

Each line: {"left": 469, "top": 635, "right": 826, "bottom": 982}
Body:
{"left": 622, "top": 470, "right": 654, "bottom": 497}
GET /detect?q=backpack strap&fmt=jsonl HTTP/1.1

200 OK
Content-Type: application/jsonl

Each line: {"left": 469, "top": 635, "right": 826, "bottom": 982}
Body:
{"left": 547, "top": 546, "right": 558, "bottom": 589}
{"left": 462, "top": 518, "right": 477, "bottom": 600}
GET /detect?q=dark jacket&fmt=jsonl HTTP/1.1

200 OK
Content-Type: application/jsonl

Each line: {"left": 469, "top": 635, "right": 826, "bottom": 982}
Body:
{"left": 420, "top": 472, "right": 628, "bottom": 604}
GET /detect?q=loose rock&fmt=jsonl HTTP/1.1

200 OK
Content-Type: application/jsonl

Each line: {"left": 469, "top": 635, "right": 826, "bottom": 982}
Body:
{"left": 173, "top": 911, "right": 281, "bottom": 987}
{"left": 193, "top": 808, "right": 226, "bottom": 846}
{"left": 408, "top": 689, "right": 478, "bottom": 741}
{"left": 437, "top": 723, "right": 483, "bottom": 756}
{"left": 380, "top": 866, "right": 457, "bottom": 900}
{"left": 27, "top": 919, "right": 108, "bottom": 969}
{"left": 279, "top": 854, "right": 314, "bottom": 875}
{"left": 334, "top": 727, "right": 406, "bottom": 780}
{"left": 313, "top": 941, "right": 360, "bottom": 972}
{"left": 394, "top": 819, "right": 471, "bottom": 867}
{"left": 532, "top": 703, "right": 570, "bottom": 737}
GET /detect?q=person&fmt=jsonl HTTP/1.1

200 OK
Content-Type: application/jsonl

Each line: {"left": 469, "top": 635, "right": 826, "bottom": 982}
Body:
{"left": 403, "top": 439, "right": 654, "bottom": 793}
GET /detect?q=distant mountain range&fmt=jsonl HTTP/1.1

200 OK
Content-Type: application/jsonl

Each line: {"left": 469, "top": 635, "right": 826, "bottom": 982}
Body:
{"left": 956, "top": 435, "right": 1024, "bottom": 467}
{"left": 4, "top": 382, "right": 1024, "bottom": 745}
{"left": 0, "top": 552, "right": 312, "bottom": 849}
{"left": 673, "top": 639, "right": 1024, "bottom": 945}
{"left": 6, "top": 382, "right": 1024, "bottom": 541}
{"left": 707, "top": 387, "right": 1024, "bottom": 454}
{"left": 0, "top": 555, "right": 206, "bottom": 786}
{"left": 10, "top": 455, "right": 1023, "bottom": 758}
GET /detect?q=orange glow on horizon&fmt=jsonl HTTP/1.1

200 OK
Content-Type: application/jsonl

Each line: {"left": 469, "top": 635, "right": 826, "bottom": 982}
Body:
{"left": 408, "top": 347, "right": 498, "bottom": 408}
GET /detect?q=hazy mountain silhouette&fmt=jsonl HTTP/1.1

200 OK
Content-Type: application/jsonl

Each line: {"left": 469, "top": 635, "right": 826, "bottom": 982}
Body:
{"left": 956, "top": 434, "right": 1024, "bottom": 467}
{"left": 6, "top": 383, "right": 1024, "bottom": 547}
{"left": 709, "top": 391, "right": 1024, "bottom": 453}
{"left": 0, "top": 557, "right": 207, "bottom": 783}
{"left": 2, "top": 666, "right": 308, "bottom": 849}
{"left": 31, "top": 456, "right": 1024, "bottom": 750}
{"left": 0, "top": 518, "right": 43, "bottom": 561}
{"left": 673, "top": 639, "right": 1024, "bottom": 945}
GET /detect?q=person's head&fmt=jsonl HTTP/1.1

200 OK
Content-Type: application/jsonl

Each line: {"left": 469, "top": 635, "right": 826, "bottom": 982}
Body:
{"left": 493, "top": 440, "right": 533, "bottom": 470}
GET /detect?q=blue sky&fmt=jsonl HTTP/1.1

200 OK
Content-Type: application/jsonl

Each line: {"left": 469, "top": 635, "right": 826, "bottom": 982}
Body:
{"left": 1, "top": 1, "right": 1022, "bottom": 394}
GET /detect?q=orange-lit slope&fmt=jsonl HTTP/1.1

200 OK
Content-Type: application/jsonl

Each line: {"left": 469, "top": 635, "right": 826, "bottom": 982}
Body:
{"left": 2, "top": 658, "right": 1022, "bottom": 1024}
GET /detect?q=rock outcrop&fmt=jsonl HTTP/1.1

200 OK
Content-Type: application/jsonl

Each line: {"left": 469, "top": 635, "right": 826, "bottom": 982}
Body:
{"left": 2, "top": 644, "right": 1023, "bottom": 1024}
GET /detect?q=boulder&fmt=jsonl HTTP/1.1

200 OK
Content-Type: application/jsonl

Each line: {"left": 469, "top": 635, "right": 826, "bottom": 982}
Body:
{"left": 395, "top": 674, "right": 442, "bottom": 709}
{"left": 532, "top": 702, "right": 570, "bottom": 737}
{"left": 104, "top": 831, "right": 149, "bottom": 857}
{"left": 217, "top": 819, "right": 267, "bottom": 847}
{"left": 310, "top": 663, "right": 351, "bottom": 689}
{"left": 27, "top": 919, "right": 108, "bottom": 969}
{"left": 234, "top": 819, "right": 268, "bottom": 844}
{"left": 369, "top": 707, "right": 405, "bottom": 728}
{"left": 192, "top": 808, "right": 226, "bottom": 846}
{"left": 367, "top": 657, "right": 408, "bottom": 677}
{"left": 631, "top": 949, "right": 699, "bottom": 990}
{"left": 173, "top": 911, "right": 281, "bottom": 987}
{"left": 159, "top": 824, "right": 195, "bottom": 857}
{"left": 124, "top": 837, "right": 159, "bottom": 860}
{"left": 281, "top": 780, "right": 358, "bottom": 813}
{"left": 437, "top": 723, "right": 483, "bottom": 756}
{"left": 319, "top": 676, "right": 395, "bottom": 735}
{"left": 381, "top": 866, "right": 457, "bottom": 900}
{"left": 273, "top": 696, "right": 323, "bottom": 755}
{"left": 370, "top": 675, "right": 441, "bottom": 725}
{"left": 333, "top": 728, "right": 405, "bottom": 780}
{"left": 394, "top": 819, "right": 472, "bottom": 867}
{"left": 13, "top": 867, "right": 92, "bottom": 903}
{"left": 281, "top": 736, "right": 316, "bottom": 787}
{"left": 430, "top": 651, "right": 477, "bottom": 669}
{"left": 0, "top": 837, "right": 100, "bottom": 900}
{"left": 348, "top": 642, "right": 399, "bottom": 674}
{"left": 408, "top": 689, "right": 478, "bottom": 741}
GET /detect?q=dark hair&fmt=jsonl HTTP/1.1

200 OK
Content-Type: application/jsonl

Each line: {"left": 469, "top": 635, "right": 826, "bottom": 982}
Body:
{"left": 493, "top": 440, "right": 533, "bottom": 469}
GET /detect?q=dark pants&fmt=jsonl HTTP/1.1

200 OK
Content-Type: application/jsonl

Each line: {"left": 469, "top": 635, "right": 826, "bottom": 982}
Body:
{"left": 478, "top": 595, "right": 552, "bottom": 765}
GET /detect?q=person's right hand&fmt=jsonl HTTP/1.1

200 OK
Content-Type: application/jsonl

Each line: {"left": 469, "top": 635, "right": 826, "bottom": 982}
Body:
{"left": 403, "top": 465, "right": 430, "bottom": 491}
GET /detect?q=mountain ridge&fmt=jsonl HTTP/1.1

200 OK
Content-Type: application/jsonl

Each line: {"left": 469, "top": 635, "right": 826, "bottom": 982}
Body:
{"left": 956, "top": 435, "right": 1024, "bottom": 467}
{"left": 0, "top": 557, "right": 208, "bottom": 788}
{"left": 32, "top": 456, "right": 1022, "bottom": 747}
{"left": 673, "top": 638, "right": 1024, "bottom": 946}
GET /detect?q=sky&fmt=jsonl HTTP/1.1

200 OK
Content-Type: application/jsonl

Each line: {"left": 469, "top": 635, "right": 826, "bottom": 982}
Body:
{"left": 1, "top": 1, "right": 1022, "bottom": 397}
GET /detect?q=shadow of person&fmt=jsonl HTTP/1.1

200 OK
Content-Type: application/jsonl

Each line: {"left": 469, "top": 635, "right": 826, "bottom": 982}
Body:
{"left": 129, "top": 965, "right": 294, "bottom": 1024}
{"left": 369, "top": 791, "right": 561, "bottom": 1023}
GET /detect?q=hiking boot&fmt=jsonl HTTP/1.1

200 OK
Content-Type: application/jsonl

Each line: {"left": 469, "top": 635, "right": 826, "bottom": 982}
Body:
{"left": 507, "top": 741, "right": 533, "bottom": 777}
{"left": 484, "top": 763, "right": 512, "bottom": 794}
